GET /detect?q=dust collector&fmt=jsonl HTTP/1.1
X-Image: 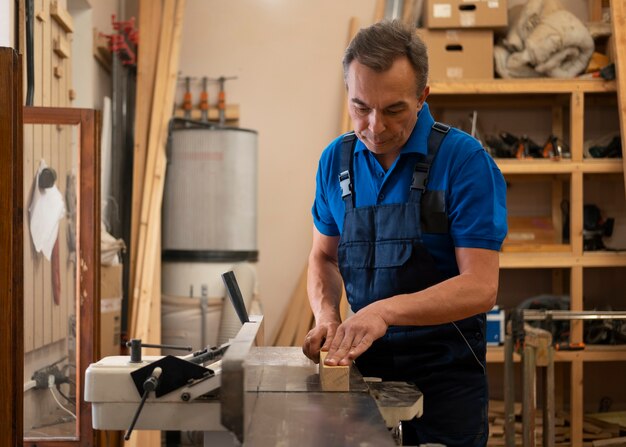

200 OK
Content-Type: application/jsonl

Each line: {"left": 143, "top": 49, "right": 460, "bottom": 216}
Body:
{"left": 161, "top": 121, "right": 258, "bottom": 353}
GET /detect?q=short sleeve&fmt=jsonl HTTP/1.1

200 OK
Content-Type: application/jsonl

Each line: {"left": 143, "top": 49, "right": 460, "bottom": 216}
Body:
{"left": 312, "top": 158, "right": 340, "bottom": 237}
{"left": 447, "top": 149, "right": 508, "bottom": 250}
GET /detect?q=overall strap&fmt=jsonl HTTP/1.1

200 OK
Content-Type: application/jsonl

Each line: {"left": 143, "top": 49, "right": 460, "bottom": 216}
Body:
{"left": 409, "top": 122, "right": 450, "bottom": 203}
{"left": 339, "top": 132, "right": 357, "bottom": 210}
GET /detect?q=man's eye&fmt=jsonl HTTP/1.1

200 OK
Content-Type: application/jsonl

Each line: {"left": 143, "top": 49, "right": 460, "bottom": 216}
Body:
{"left": 355, "top": 107, "right": 369, "bottom": 115}
{"left": 386, "top": 108, "right": 403, "bottom": 115}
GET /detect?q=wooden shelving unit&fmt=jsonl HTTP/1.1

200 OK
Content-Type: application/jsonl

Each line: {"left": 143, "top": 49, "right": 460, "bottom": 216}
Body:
{"left": 429, "top": 31, "right": 626, "bottom": 445}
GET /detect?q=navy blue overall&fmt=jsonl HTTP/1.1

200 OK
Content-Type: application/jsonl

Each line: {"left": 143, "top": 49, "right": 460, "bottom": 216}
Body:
{"left": 337, "top": 123, "right": 488, "bottom": 446}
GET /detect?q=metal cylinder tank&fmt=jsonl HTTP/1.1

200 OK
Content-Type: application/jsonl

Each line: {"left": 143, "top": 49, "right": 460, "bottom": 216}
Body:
{"left": 162, "top": 126, "right": 258, "bottom": 262}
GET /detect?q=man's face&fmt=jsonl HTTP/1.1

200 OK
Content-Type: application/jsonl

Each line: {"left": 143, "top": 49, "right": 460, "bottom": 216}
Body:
{"left": 346, "top": 57, "right": 428, "bottom": 168}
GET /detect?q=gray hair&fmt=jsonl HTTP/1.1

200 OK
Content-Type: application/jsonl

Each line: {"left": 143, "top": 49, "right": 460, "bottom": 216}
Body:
{"left": 342, "top": 20, "right": 428, "bottom": 96}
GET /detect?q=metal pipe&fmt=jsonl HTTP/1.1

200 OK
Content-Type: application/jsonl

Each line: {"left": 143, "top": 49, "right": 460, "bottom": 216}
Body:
{"left": 522, "top": 310, "right": 626, "bottom": 321}
{"left": 504, "top": 333, "right": 516, "bottom": 447}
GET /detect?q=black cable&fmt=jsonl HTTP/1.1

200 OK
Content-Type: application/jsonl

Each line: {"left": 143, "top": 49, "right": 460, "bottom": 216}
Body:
{"left": 25, "top": 0, "right": 34, "bottom": 106}
{"left": 56, "top": 385, "right": 75, "bottom": 405}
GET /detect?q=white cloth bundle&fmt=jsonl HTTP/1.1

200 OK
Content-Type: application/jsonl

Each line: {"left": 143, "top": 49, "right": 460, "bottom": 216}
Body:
{"left": 494, "top": 0, "right": 594, "bottom": 78}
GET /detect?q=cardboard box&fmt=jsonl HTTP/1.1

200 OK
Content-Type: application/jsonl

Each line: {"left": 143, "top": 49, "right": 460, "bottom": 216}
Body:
{"left": 419, "top": 29, "right": 494, "bottom": 80}
{"left": 100, "top": 265, "right": 122, "bottom": 358}
{"left": 424, "top": 0, "right": 508, "bottom": 29}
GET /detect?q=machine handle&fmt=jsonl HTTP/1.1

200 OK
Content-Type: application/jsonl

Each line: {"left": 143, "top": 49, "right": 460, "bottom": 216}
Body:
{"left": 221, "top": 271, "right": 249, "bottom": 324}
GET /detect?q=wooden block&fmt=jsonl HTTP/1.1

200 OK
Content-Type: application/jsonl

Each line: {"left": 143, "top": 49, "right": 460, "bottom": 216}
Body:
{"left": 319, "top": 351, "right": 350, "bottom": 392}
{"left": 53, "top": 38, "right": 70, "bottom": 59}
{"left": 36, "top": 10, "right": 46, "bottom": 22}
{"left": 51, "top": 1, "right": 74, "bottom": 33}
{"left": 54, "top": 66, "right": 63, "bottom": 78}
{"left": 592, "top": 437, "right": 626, "bottom": 447}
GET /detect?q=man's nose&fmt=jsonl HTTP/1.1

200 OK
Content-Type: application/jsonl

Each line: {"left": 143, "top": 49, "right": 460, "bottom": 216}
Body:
{"left": 368, "top": 111, "right": 385, "bottom": 134}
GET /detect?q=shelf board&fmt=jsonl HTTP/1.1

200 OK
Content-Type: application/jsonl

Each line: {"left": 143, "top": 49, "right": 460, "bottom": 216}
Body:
{"left": 499, "top": 251, "right": 626, "bottom": 268}
{"left": 495, "top": 159, "right": 624, "bottom": 174}
{"left": 429, "top": 78, "right": 617, "bottom": 95}
{"left": 487, "top": 345, "right": 626, "bottom": 363}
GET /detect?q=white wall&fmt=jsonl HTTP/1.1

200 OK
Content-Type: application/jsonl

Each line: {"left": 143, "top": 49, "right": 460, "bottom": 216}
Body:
{"left": 178, "top": 0, "right": 378, "bottom": 342}
{"left": 0, "top": 0, "right": 13, "bottom": 47}
{"left": 68, "top": 0, "right": 118, "bottom": 109}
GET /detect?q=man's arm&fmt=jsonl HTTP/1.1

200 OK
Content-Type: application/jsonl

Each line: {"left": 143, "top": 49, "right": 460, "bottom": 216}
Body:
{"left": 302, "top": 228, "right": 343, "bottom": 363}
{"left": 324, "top": 247, "right": 499, "bottom": 366}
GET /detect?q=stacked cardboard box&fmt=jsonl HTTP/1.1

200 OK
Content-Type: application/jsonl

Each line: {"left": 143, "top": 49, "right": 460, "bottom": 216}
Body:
{"left": 100, "top": 265, "right": 123, "bottom": 358}
{"left": 420, "top": 0, "right": 508, "bottom": 80}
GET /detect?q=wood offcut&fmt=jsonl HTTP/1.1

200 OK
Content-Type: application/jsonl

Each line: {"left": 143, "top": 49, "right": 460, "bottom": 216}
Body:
{"left": 319, "top": 351, "right": 350, "bottom": 392}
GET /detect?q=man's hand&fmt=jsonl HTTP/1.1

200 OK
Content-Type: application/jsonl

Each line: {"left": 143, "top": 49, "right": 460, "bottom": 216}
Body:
{"left": 324, "top": 303, "right": 388, "bottom": 366}
{"left": 302, "top": 315, "right": 341, "bottom": 364}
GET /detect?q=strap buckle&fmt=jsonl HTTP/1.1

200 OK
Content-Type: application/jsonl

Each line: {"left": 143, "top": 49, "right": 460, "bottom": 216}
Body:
{"left": 411, "top": 163, "right": 430, "bottom": 191}
{"left": 339, "top": 170, "right": 352, "bottom": 198}
{"left": 432, "top": 122, "right": 450, "bottom": 134}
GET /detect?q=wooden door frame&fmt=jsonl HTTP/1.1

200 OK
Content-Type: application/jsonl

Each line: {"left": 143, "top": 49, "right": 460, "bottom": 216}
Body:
{"left": 0, "top": 47, "right": 24, "bottom": 447}
{"left": 21, "top": 107, "right": 100, "bottom": 447}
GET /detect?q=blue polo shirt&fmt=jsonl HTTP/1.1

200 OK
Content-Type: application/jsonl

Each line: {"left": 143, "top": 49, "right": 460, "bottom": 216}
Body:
{"left": 312, "top": 102, "right": 507, "bottom": 277}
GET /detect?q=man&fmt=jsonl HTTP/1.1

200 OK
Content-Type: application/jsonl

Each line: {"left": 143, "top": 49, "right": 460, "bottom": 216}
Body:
{"left": 302, "top": 20, "right": 507, "bottom": 446}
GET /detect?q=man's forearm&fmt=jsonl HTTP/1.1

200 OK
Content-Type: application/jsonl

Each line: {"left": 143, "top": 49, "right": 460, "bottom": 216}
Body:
{"left": 375, "top": 247, "right": 499, "bottom": 327}
{"left": 307, "top": 250, "right": 343, "bottom": 324}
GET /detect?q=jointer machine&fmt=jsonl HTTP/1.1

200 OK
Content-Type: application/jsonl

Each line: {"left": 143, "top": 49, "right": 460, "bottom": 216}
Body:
{"left": 85, "top": 272, "right": 423, "bottom": 446}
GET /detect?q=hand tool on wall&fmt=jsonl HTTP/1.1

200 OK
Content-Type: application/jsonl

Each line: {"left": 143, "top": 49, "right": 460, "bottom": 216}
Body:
{"left": 183, "top": 76, "right": 193, "bottom": 120}
{"left": 216, "top": 76, "right": 237, "bottom": 126}
{"left": 199, "top": 76, "right": 209, "bottom": 123}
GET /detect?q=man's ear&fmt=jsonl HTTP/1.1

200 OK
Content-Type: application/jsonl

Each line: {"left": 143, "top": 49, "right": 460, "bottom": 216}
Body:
{"left": 417, "top": 85, "right": 430, "bottom": 109}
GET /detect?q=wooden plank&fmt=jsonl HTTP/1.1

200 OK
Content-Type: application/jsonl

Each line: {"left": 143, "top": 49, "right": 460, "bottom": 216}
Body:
{"left": 273, "top": 265, "right": 307, "bottom": 346}
{"left": 610, "top": 0, "right": 626, "bottom": 197}
{"left": 50, "top": 0, "right": 73, "bottom": 33}
{"left": 429, "top": 79, "right": 616, "bottom": 95}
{"left": 340, "top": 17, "right": 359, "bottom": 135}
{"left": 129, "top": 0, "right": 163, "bottom": 321}
{"left": 132, "top": 0, "right": 185, "bottom": 343}
{"left": 373, "top": 0, "right": 385, "bottom": 22}
{"left": 319, "top": 350, "right": 350, "bottom": 392}
{"left": 293, "top": 292, "right": 314, "bottom": 347}
{"left": 131, "top": 0, "right": 177, "bottom": 336}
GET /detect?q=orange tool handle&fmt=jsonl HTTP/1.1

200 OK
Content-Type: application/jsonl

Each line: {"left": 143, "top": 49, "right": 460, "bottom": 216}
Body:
{"left": 199, "top": 91, "right": 209, "bottom": 111}
{"left": 183, "top": 91, "right": 193, "bottom": 111}
{"left": 218, "top": 91, "right": 225, "bottom": 111}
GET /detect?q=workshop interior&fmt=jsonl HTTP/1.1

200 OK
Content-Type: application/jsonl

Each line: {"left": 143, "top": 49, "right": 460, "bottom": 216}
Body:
{"left": 1, "top": 0, "right": 626, "bottom": 446}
